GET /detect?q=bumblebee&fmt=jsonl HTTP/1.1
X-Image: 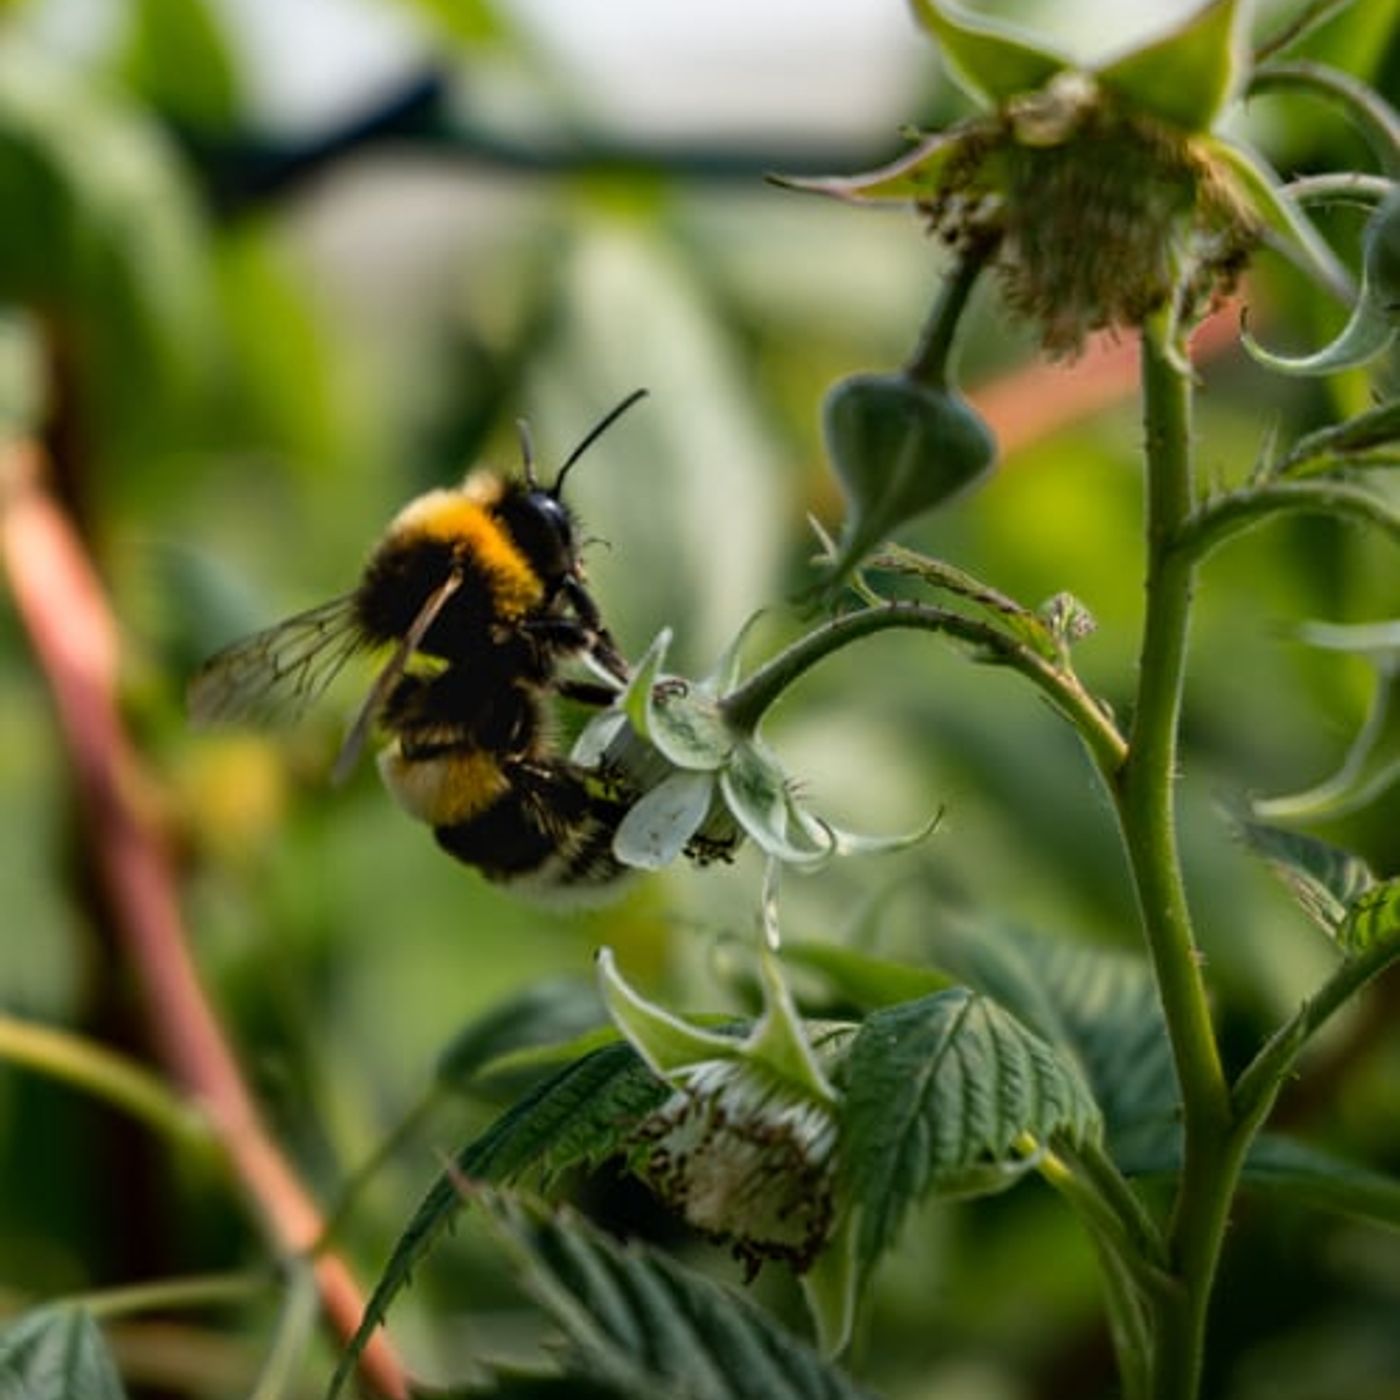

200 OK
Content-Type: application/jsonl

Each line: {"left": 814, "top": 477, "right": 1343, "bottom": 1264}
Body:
{"left": 189, "top": 391, "right": 647, "bottom": 893}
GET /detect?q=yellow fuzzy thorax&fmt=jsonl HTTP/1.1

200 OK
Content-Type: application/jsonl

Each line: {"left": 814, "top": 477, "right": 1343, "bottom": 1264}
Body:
{"left": 377, "top": 742, "right": 510, "bottom": 826}
{"left": 390, "top": 478, "right": 545, "bottom": 620}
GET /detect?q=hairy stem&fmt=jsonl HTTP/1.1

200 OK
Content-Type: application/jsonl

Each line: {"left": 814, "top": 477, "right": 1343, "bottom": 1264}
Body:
{"left": 1115, "top": 313, "right": 1232, "bottom": 1400}
{"left": 904, "top": 240, "right": 992, "bottom": 390}
{"left": 719, "top": 602, "right": 1126, "bottom": 777}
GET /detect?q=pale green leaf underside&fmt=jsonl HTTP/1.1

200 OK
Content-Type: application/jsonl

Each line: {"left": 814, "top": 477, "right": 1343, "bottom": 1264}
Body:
{"left": 841, "top": 987, "right": 1102, "bottom": 1269}
{"left": 1236, "top": 820, "right": 1375, "bottom": 936}
{"left": 0, "top": 1309, "right": 126, "bottom": 1400}
{"left": 484, "top": 1194, "right": 875, "bottom": 1399}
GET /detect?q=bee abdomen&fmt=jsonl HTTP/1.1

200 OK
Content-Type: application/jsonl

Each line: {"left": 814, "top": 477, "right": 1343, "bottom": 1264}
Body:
{"left": 433, "top": 760, "right": 629, "bottom": 891}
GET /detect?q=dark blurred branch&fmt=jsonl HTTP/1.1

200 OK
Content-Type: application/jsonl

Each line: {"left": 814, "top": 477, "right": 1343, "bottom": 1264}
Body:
{"left": 177, "top": 70, "right": 908, "bottom": 215}
{"left": 0, "top": 439, "right": 409, "bottom": 1400}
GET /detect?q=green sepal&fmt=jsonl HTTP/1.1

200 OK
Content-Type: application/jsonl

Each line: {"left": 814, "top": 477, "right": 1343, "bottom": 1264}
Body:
{"left": 908, "top": 0, "right": 1068, "bottom": 109}
{"left": 1205, "top": 135, "right": 1355, "bottom": 303}
{"left": 618, "top": 627, "right": 671, "bottom": 740}
{"left": 1242, "top": 186, "right": 1400, "bottom": 375}
{"left": 800, "top": 1209, "right": 859, "bottom": 1357}
{"left": 721, "top": 741, "right": 834, "bottom": 867}
{"left": 748, "top": 947, "right": 839, "bottom": 1104}
{"left": 1096, "top": 0, "right": 1248, "bottom": 133}
{"left": 771, "top": 130, "right": 963, "bottom": 205}
{"left": 1253, "top": 621, "right": 1400, "bottom": 822}
{"left": 596, "top": 947, "right": 736, "bottom": 1075}
{"left": 648, "top": 680, "right": 734, "bottom": 771}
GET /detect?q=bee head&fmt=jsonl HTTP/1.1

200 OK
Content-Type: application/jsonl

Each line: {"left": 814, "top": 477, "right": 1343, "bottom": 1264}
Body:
{"left": 511, "top": 388, "right": 648, "bottom": 587}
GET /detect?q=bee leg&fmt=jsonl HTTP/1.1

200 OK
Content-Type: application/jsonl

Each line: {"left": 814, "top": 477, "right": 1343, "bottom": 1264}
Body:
{"left": 558, "top": 575, "right": 629, "bottom": 681}
{"left": 554, "top": 679, "right": 622, "bottom": 708}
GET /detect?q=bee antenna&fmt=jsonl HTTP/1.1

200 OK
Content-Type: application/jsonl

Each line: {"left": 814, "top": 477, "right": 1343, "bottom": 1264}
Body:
{"left": 551, "top": 388, "right": 649, "bottom": 497}
{"left": 516, "top": 418, "right": 539, "bottom": 489}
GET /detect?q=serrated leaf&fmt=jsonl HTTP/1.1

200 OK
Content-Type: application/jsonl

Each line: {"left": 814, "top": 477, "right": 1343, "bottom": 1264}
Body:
{"left": 436, "top": 977, "right": 608, "bottom": 1092}
{"left": 613, "top": 770, "right": 716, "bottom": 870}
{"left": 328, "top": 1043, "right": 667, "bottom": 1400}
{"left": 841, "top": 988, "right": 1101, "bottom": 1269}
{"left": 920, "top": 922, "right": 1179, "bottom": 1142}
{"left": 1096, "top": 0, "right": 1246, "bottom": 132}
{"left": 908, "top": 0, "right": 1068, "bottom": 108}
{"left": 484, "top": 1194, "right": 875, "bottom": 1400}
{"left": 1337, "top": 880, "right": 1400, "bottom": 955}
{"left": 1236, "top": 820, "right": 1375, "bottom": 935}
{"left": 0, "top": 1309, "right": 126, "bottom": 1400}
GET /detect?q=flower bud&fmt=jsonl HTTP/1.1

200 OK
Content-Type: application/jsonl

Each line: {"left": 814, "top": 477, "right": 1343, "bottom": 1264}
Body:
{"left": 821, "top": 370, "right": 996, "bottom": 588}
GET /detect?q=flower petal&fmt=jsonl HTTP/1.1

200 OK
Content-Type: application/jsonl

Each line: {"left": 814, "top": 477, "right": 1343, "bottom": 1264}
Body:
{"left": 613, "top": 769, "right": 715, "bottom": 870}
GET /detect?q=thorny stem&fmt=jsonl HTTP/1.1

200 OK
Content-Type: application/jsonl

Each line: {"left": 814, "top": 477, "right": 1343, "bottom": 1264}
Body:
{"left": 1116, "top": 312, "right": 1232, "bottom": 1400}
{"left": 0, "top": 440, "right": 409, "bottom": 1400}
{"left": 719, "top": 601, "right": 1127, "bottom": 778}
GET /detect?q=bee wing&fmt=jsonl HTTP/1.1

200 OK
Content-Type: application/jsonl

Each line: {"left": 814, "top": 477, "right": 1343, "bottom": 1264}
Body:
{"left": 331, "top": 568, "right": 464, "bottom": 786}
{"left": 188, "top": 594, "right": 365, "bottom": 728}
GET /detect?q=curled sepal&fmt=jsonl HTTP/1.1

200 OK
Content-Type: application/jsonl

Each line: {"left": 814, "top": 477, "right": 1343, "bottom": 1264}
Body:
{"left": 1207, "top": 136, "right": 1356, "bottom": 304}
{"left": 617, "top": 628, "right": 671, "bottom": 742}
{"left": 716, "top": 740, "right": 831, "bottom": 867}
{"left": 1096, "top": 0, "right": 1247, "bottom": 133}
{"left": 800, "top": 1209, "right": 859, "bottom": 1357}
{"left": 788, "top": 798, "right": 944, "bottom": 860}
{"left": 821, "top": 371, "right": 997, "bottom": 591}
{"left": 1242, "top": 187, "right": 1400, "bottom": 375}
{"left": 1253, "top": 621, "right": 1400, "bottom": 823}
{"left": 598, "top": 948, "right": 842, "bottom": 1280}
{"left": 908, "top": 0, "right": 1068, "bottom": 109}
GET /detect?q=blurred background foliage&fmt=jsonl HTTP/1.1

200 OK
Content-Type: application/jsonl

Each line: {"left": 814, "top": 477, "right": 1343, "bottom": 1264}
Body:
{"left": 0, "top": 0, "right": 1397, "bottom": 1396}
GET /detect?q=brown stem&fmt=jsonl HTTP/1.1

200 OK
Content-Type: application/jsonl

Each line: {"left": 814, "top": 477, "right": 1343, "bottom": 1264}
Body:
{"left": 0, "top": 439, "right": 409, "bottom": 1400}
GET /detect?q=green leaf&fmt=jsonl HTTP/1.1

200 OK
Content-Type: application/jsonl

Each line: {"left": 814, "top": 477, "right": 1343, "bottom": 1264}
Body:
{"left": 920, "top": 922, "right": 1179, "bottom": 1143}
{"left": 0, "top": 45, "right": 212, "bottom": 460}
{"left": 1236, "top": 820, "right": 1375, "bottom": 935}
{"left": 782, "top": 942, "right": 956, "bottom": 1009}
{"left": 1337, "top": 879, "right": 1400, "bottom": 956}
{"left": 327, "top": 1043, "right": 668, "bottom": 1400}
{"left": 1242, "top": 1135, "right": 1400, "bottom": 1231}
{"left": 841, "top": 988, "right": 1101, "bottom": 1270}
{"left": 120, "top": 0, "right": 241, "bottom": 133}
{"left": 0, "top": 1309, "right": 126, "bottom": 1400}
{"left": 0, "top": 311, "right": 43, "bottom": 442}
{"left": 1096, "top": 0, "right": 1247, "bottom": 132}
{"left": 908, "top": 0, "right": 1068, "bottom": 108}
{"left": 482, "top": 1194, "right": 875, "bottom": 1399}
{"left": 435, "top": 977, "right": 608, "bottom": 1092}
{"left": 1254, "top": 627, "right": 1400, "bottom": 823}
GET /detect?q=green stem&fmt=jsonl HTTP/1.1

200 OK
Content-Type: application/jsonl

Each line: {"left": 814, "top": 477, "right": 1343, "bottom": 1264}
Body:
{"left": 1117, "top": 312, "right": 1233, "bottom": 1400}
{"left": 0, "top": 1012, "right": 217, "bottom": 1159}
{"left": 1233, "top": 934, "right": 1400, "bottom": 1128}
{"left": 719, "top": 602, "right": 1127, "bottom": 777}
{"left": 63, "top": 1270, "right": 271, "bottom": 1322}
{"left": 1273, "top": 398, "right": 1400, "bottom": 477}
{"left": 903, "top": 240, "right": 992, "bottom": 390}
{"left": 1172, "top": 482, "right": 1400, "bottom": 565}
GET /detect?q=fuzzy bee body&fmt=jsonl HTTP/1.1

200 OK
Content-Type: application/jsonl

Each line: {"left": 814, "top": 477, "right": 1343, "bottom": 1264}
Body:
{"left": 189, "top": 393, "right": 648, "bottom": 895}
